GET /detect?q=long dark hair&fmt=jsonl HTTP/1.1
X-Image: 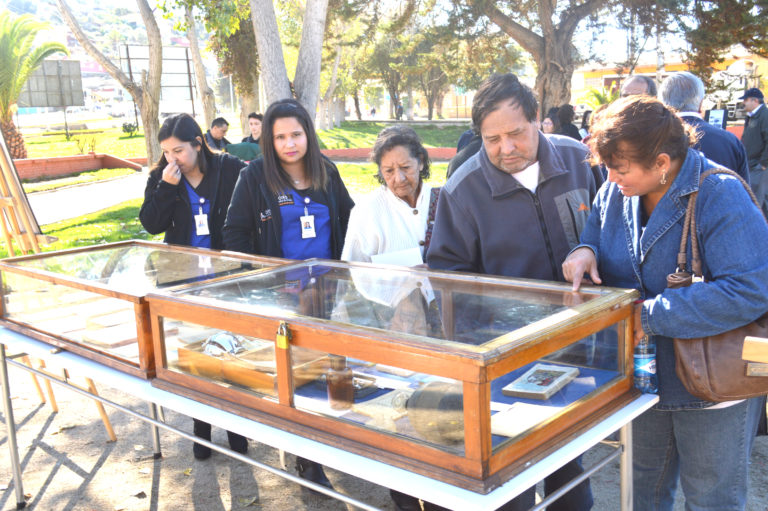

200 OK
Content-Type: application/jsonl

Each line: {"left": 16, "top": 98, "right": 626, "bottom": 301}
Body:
{"left": 151, "top": 113, "right": 214, "bottom": 174}
{"left": 261, "top": 99, "right": 327, "bottom": 195}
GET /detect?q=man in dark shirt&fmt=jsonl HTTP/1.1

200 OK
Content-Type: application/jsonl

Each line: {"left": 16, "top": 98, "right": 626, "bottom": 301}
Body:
{"left": 659, "top": 72, "right": 749, "bottom": 184}
{"left": 204, "top": 117, "right": 231, "bottom": 151}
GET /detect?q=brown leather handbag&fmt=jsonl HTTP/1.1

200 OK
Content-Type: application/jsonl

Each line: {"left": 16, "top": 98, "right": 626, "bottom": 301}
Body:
{"left": 666, "top": 168, "right": 768, "bottom": 402}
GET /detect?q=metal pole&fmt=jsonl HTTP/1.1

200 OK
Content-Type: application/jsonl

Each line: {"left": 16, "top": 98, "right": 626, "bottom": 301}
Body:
{"left": 620, "top": 422, "right": 633, "bottom": 511}
{"left": 148, "top": 402, "right": 162, "bottom": 458}
{"left": 124, "top": 45, "right": 140, "bottom": 128}
{"left": 1, "top": 344, "right": 27, "bottom": 509}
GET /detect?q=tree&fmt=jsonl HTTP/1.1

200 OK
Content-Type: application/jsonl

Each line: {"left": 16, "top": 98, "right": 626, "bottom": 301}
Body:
{"left": 680, "top": 0, "right": 768, "bottom": 88}
{"left": 463, "top": 0, "right": 608, "bottom": 115}
{"left": 249, "top": 0, "right": 328, "bottom": 115}
{"left": 0, "top": 10, "right": 68, "bottom": 159}
{"left": 184, "top": 5, "right": 216, "bottom": 128}
{"left": 57, "top": 0, "right": 163, "bottom": 164}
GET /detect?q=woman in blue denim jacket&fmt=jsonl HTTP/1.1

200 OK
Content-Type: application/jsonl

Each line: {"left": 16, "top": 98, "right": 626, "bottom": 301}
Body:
{"left": 563, "top": 96, "right": 768, "bottom": 510}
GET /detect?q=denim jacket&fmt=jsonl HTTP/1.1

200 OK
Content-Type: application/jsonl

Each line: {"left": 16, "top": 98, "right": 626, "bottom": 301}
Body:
{"left": 578, "top": 148, "right": 768, "bottom": 409}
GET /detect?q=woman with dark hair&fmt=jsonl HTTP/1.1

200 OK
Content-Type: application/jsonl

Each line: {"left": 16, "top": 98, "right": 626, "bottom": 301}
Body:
{"left": 342, "top": 125, "right": 433, "bottom": 263}
{"left": 224, "top": 99, "right": 354, "bottom": 260}
{"left": 223, "top": 99, "right": 354, "bottom": 488}
{"left": 562, "top": 96, "right": 768, "bottom": 510}
{"left": 139, "top": 113, "right": 248, "bottom": 459}
{"left": 556, "top": 104, "right": 582, "bottom": 140}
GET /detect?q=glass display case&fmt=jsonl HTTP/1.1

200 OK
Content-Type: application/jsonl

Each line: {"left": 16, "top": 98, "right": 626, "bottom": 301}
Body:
{"left": 148, "top": 260, "right": 639, "bottom": 492}
{"left": 0, "top": 241, "right": 282, "bottom": 378}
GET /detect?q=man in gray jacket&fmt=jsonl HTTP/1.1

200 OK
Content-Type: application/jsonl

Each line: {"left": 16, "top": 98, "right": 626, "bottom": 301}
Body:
{"left": 427, "top": 73, "right": 601, "bottom": 510}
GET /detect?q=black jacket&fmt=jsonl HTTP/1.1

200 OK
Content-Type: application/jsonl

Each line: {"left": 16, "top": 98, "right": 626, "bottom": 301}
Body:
{"left": 139, "top": 153, "right": 245, "bottom": 249}
{"left": 223, "top": 157, "right": 354, "bottom": 258}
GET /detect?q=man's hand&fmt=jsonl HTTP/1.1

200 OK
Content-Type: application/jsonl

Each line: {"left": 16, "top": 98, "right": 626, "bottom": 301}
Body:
{"left": 562, "top": 247, "right": 602, "bottom": 291}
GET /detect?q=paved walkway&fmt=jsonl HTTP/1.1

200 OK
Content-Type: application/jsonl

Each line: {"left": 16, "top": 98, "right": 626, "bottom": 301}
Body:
{"left": 28, "top": 171, "right": 149, "bottom": 226}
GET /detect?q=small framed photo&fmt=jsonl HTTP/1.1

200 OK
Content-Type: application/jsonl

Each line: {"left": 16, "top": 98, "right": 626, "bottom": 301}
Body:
{"left": 502, "top": 363, "right": 579, "bottom": 400}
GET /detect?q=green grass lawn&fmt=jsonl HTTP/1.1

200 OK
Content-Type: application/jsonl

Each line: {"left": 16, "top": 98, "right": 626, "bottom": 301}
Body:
{"left": 23, "top": 167, "right": 138, "bottom": 194}
{"left": 318, "top": 122, "right": 469, "bottom": 150}
{"left": 24, "top": 129, "right": 147, "bottom": 159}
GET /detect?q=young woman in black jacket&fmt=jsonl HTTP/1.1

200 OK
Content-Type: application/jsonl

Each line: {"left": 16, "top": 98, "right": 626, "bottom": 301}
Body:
{"left": 223, "top": 99, "right": 354, "bottom": 488}
{"left": 139, "top": 113, "right": 248, "bottom": 460}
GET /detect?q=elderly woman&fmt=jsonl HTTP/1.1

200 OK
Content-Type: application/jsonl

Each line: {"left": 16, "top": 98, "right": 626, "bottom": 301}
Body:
{"left": 342, "top": 125, "right": 433, "bottom": 264}
{"left": 562, "top": 96, "right": 768, "bottom": 510}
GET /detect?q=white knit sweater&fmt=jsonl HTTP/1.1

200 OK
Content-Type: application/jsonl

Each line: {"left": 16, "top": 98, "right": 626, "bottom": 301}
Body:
{"left": 341, "top": 184, "right": 432, "bottom": 263}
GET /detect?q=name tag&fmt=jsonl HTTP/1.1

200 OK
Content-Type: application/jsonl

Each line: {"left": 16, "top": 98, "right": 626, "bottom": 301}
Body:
{"left": 195, "top": 207, "right": 210, "bottom": 236}
{"left": 300, "top": 214, "right": 316, "bottom": 239}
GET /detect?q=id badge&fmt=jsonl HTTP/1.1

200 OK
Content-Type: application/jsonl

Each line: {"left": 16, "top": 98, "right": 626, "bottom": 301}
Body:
{"left": 195, "top": 209, "right": 210, "bottom": 236}
{"left": 300, "top": 214, "right": 316, "bottom": 239}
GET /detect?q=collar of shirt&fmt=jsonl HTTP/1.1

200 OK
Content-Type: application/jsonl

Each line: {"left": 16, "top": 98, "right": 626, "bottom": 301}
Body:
{"left": 748, "top": 103, "right": 764, "bottom": 117}
{"left": 679, "top": 111, "right": 702, "bottom": 119}
{"left": 512, "top": 161, "right": 540, "bottom": 192}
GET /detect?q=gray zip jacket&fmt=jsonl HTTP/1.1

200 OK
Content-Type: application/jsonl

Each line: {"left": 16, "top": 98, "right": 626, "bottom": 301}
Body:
{"left": 426, "top": 133, "right": 602, "bottom": 281}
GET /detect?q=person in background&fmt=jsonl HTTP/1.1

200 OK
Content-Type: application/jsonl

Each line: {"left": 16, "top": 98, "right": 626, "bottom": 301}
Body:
{"left": 620, "top": 75, "right": 657, "bottom": 97}
{"left": 428, "top": 73, "right": 601, "bottom": 511}
{"left": 242, "top": 112, "right": 262, "bottom": 145}
{"left": 223, "top": 98, "right": 354, "bottom": 489}
{"left": 138, "top": 113, "right": 248, "bottom": 460}
{"left": 563, "top": 96, "right": 767, "bottom": 510}
{"left": 541, "top": 116, "right": 556, "bottom": 133}
{"left": 579, "top": 110, "right": 593, "bottom": 139}
{"left": 205, "top": 117, "right": 231, "bottom": 151}
{"left": 557, "top": 104, "right": 582, "bottom": 141}
{"left": 659, "top": 72, "right": 749, "bottom": 184}
{"left": 740, "top": 87, "right": 768, "bottom": 187}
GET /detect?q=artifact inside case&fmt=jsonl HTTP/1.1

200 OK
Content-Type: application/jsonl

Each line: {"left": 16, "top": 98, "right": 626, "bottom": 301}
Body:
{"left": 149, "top": 260, "right": 638, "bottom": 491}
{"left": 0, "top": 241, "right": 278, "bottom": 376}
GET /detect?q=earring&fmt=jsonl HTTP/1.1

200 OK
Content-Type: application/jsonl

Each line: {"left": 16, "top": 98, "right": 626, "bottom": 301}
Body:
{"left": 660, "top": 170, "right": 668, "bottom": 185}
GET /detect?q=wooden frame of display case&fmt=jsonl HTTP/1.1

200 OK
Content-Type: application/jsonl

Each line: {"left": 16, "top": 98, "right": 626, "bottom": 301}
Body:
{"left": 0, "top": 240, "right": 283, "bottom": 379}
{"left": 147, "top": 260, "right": 639, "bottom": 492}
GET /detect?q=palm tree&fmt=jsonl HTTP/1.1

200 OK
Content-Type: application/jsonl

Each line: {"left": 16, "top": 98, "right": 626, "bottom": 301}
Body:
{"left": 0, "top": 10, "right": 68, "bottom": 159}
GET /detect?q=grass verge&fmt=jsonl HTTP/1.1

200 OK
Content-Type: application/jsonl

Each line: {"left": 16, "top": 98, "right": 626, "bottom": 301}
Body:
{"left": 318, "top": 122, "right": 469, "bottom": 150}
{"left": 23, "top": 168, "right": 139, "bottom": 194}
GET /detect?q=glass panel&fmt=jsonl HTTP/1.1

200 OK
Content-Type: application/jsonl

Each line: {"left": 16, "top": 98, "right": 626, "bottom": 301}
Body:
{"left": 489, "top": 323, "right": 624, "bottom": 451}
{"left": 2, "top": 273, "right": 168, "bottom": 363}
{"left": 292, "top": 351, "right": 466, "bottom": 455}
{"left": 6, "top": 245, "right": 266, "bottom": 295}
{"left": 177, "top": 262, "right": 604, "bottom": 348}
{"left": 163, "top": 319, "right": 279, "bottom": 398}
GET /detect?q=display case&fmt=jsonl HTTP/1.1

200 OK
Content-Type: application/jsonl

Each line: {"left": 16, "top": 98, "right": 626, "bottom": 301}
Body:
{"left": 147, "top": 260, "right": 639, "bottom": 492}
{"left": 0, "top": 241, "right": 282, "bottom": 378}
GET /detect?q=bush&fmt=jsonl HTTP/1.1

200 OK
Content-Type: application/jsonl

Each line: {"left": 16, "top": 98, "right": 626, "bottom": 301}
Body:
{"left": 122, "top": 122, "right": 139, "bottom": 137}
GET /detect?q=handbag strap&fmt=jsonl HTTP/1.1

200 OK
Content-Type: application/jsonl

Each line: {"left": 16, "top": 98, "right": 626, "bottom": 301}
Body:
{"left": 678, "top": 168, "right": 759, "bottom": 277}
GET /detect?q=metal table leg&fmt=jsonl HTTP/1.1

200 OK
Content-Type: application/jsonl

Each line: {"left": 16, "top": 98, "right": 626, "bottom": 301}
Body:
{"left": 620, "top": 422, "right": 633, "bottom": 511}
{"left": 1, "top": 344, "right": 27, "bottom": 509}
{"left": 148, "top": 402, "right": 162, "bottom": 459}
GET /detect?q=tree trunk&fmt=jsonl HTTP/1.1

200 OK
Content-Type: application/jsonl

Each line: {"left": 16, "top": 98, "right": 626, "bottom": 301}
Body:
{"left": 406, "top": 85, "right": 413, "bottom": 121}
{"left": 353, "top": 91, "right": 362, "bottom": 120}
{"left": 240, "top": 82, "right": 260, "bottom": 136}
{"left": 294, "top": 0, "right": 329, "bottom": 117}
{"left": 1, "top": 119, "right": 27, "bottom": 159}
{"left": 317, "top": 46, "right": 341, "bottom": 129}
{"left": 249, "top": 0, "right": 291, "bottom": 105}
{"left": 185, "top": 5, "right": 216, "bottom": 128}
{"left": 476, "top": 0, "right": 606, "bottom": 118}
{"left": 57, "top": 0, "right": 162, "bottom": 164}
{"left": 435, "top": 90, "right": 445, "bottom": 119}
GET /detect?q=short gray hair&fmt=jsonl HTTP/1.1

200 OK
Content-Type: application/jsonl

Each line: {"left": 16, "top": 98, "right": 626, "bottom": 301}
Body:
{"left": 659, "top": 72, "right": 705, "bottom": 113}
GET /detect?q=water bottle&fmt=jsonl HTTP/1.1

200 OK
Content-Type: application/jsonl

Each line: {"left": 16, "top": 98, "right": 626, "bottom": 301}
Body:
{"left": 634, "top": 335, "right": 658, "bottom": 394}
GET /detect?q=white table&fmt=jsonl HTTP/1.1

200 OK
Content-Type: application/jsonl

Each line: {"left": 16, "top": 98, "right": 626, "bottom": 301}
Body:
{"left": 0, "top": 327, "right": 658, "bottom": 510}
